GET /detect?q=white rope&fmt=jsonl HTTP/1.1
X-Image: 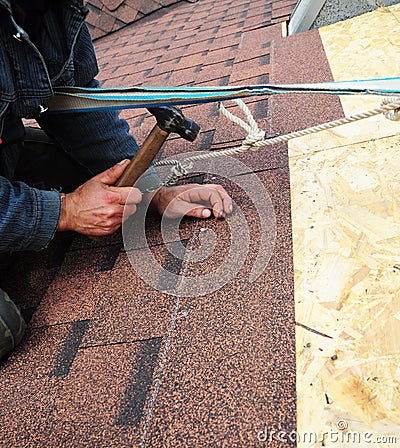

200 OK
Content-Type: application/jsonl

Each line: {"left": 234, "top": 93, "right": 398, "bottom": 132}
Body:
{"left": 382, "top": 97, "right": 400, "bottom": 121}
{"left": 155, "top": 96, "right": 400, "bottom": 185}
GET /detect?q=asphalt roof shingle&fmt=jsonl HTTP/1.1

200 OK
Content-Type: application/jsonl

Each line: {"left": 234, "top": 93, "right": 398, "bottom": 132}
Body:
{"left": 0, "top": 1, "right": 333, "bottom": 446}
{"left": 86, "top": 0, "right": 181, "bottom": 39}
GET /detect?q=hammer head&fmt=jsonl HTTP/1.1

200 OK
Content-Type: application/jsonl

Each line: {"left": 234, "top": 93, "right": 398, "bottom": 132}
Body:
{"left": 147, "top": 106, "right": 201, "bottom": 142}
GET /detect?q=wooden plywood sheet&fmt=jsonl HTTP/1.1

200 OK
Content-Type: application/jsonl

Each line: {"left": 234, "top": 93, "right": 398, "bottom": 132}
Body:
{"left": 292, "top": 136, "right": 400, "bottom": 447}
{"left": 319, "top": 4, "right": 400, "bottom": 138}
{"left": 291, "top": 5, "right": 400, "bottom": 447}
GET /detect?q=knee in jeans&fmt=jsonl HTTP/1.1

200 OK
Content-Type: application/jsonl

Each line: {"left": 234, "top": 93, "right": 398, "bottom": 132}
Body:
{"left": 0, "top": 289, "right": 27, "bottom": 360}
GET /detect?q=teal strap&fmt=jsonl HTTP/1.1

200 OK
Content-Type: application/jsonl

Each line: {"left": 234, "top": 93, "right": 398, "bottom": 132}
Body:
{"left": 46, "top": 77, "right": 400, "bottom": 113}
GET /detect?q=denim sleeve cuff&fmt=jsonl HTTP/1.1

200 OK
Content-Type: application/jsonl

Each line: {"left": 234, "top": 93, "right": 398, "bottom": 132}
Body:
{"left": 28, "top": 188, "right": 62, "bottom": 251}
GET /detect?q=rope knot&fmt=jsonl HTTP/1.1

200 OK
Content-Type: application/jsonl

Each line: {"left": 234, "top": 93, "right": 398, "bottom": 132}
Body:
{"left": 162, "top": 160, "right": 194, "bottom": 186}
{"left": 171, "top": 161, "right": 192, "bottom": 178}
{"left": 382, "top": 97, "right": 400, "bottom": 121}
{"left": 242, "top": 129, "right": 266, "bottom": 151}
{"left": 218, "top": 99, "right": 267, "bottom": 153}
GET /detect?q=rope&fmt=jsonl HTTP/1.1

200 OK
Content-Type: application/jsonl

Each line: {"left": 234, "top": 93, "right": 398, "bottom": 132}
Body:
{"left": 155, "top": 97, "right": 400, "bottom": 185}
{"left": 382, "top": 97, "right": 400, "bottom": 121}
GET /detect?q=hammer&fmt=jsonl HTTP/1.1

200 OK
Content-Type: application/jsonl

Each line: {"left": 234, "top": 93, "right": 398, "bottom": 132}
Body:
{"left": 115, "top": 106, "right": 201, "bottom": 187}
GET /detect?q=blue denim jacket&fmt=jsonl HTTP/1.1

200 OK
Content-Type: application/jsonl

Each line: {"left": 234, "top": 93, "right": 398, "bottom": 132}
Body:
{"left": 0, "top": 0, "right": 161, "bottom": 253}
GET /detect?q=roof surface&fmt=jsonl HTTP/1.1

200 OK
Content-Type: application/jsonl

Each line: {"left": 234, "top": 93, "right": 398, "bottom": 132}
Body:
{"left": 86, "top": 0, "right": 186, "bottom": 39}
{"left": 1, "top": 2, "right": 299, "bottom": 446}
{"left": 3, "top": 1, "right": 398, "bottom": 447}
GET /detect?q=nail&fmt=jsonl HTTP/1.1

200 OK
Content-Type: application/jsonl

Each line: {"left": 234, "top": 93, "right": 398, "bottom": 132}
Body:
{"left": 202, "top": 209, "right": 211, "bottom": 218}
{"left": 119, "top": 159, "right": 129, "bottom": 165}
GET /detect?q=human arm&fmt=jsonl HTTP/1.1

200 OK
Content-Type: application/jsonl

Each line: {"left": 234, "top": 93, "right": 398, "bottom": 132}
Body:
{"left": 0, "top": 159, "right": 144, "bottom": 253}
{"left": 0, "top": 176, "right": 61, "bottom": 252}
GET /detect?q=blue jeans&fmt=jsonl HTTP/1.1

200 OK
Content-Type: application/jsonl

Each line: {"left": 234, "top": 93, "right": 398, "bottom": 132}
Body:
{"left": 0, "top": 126, "right": 95, "bottom": 254}
{"left": 7, "top": 126, "right": 91, "bottom": 192}
{"left": 0, "top": 126, "right": 89, "bottom": 264}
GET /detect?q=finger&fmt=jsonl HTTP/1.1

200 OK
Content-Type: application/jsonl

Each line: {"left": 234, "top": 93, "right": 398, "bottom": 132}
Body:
{"left": 182, "top": 187, "right": 226, "bottom": 218}
{"left": 108, "top": 186, "right": 143, "bottom": 205}
{"left": 97, "top": 204, "right": 125, "bottom": 220}
{"left": 104, "top": 206, "right": 133, "bottom": 221}
{"left": 171, "top": 200, "right": 212, "bottom": 219}
{"left": 206, "top": 184, "right": 233, "bottom": 215}
{"left": 95, "top": 159, "right": 130, "bottom": 185}
{"left": 181, "top": 184, "right": 231, "bottom": 206}
{"left": 100, "top": 223, "right": 121, "bottom": 236}
{"left": 189, "top": 206, "right": 212, "bottom": 219}
{"left": 123, "top": 203, "right": 137, "bottom": 218}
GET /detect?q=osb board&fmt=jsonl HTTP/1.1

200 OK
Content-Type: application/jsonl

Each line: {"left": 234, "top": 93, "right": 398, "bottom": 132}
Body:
{"left": 319, "top": 4, "right": 400, "bottom": 138}
{"left": 290, "top": 6, "right": 400, "bottom": 447}
{"left": 292, "top": 4, "right": 400, "bottom": 158}
{"left": 291, "top": 136, "right": 400, "bottom": 447}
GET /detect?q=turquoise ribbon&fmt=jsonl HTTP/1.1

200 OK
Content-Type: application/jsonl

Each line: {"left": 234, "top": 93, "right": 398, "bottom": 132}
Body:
{"left": 46, "top": 77, "right": 400, "bottom": 113}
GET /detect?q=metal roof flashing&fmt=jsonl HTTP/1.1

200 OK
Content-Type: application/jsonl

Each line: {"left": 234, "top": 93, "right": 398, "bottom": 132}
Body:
{"left": 288, "top": 0, "right": 326, "bottom": 35}
{"left": 289, "top": 0, "right": 400, "bottom": 35}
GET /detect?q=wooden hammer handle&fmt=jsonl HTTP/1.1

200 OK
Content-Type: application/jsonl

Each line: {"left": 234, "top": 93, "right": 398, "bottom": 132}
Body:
{"left": 115, "top": 125, "right": 169, "bottom": 187}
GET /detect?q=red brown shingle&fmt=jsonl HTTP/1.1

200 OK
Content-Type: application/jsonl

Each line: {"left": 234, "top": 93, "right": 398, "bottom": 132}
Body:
{"left": 86, "top": 0, "right": 183, "bottom": 39}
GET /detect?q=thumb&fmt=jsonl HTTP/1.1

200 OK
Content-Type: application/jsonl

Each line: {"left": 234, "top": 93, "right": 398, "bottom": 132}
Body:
{"left": 96, "top": 159, "right": 130, "bottom": 185}
{"left": 187, "top": 206, "right": 212, "bottom": 219}
{"left": 171, "top": 201, "right": 212, "bottom": 219}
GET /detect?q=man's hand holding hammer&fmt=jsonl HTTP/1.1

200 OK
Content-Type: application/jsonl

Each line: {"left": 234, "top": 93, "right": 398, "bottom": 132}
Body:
{"left": 58, "top": 105, "right": 233, "bottom": 236}
{"left": 57, "top": 159, "right": 142, "bottom": 236}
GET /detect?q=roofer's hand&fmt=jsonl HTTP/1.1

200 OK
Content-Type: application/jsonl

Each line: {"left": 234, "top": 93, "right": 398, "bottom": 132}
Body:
{"left": 150, "top": 184, "right": 233, "bottom": 219}
{"left": 57, "top": 159, "right": 142, "bottom": 236}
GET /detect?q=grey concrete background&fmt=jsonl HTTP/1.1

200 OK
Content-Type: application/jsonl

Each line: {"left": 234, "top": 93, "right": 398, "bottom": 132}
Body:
{"left": 312, "top": 0, "right": 400, "bottom": 28}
